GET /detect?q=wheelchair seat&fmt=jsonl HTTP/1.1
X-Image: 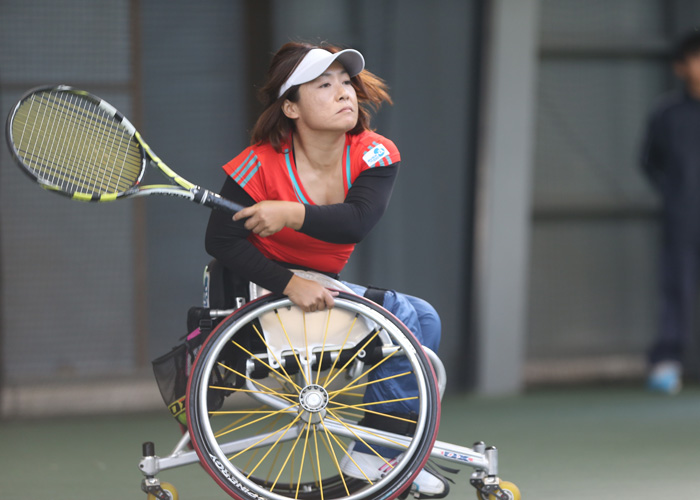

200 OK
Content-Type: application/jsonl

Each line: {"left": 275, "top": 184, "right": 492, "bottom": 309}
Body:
{"left": 203, "top": 259, "right": 357, "bottom": 307}
{"left": 202, "top": 259, "right": 249, "bottom": 310}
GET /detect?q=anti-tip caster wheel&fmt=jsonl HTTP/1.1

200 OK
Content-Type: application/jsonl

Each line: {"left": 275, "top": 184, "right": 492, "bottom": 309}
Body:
{"left": 476, "top": 480, "right": 521, "bottom": 500}
{"left": 146, "top": 481, "right": 179, "bottom": 500}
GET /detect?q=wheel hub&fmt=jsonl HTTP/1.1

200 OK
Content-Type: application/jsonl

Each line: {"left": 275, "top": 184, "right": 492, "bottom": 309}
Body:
{"left": 298, "top": 384, "right": 329, "bottom": 423}
{"left": 299, "top": 384, "right": 329, "bottom": 412}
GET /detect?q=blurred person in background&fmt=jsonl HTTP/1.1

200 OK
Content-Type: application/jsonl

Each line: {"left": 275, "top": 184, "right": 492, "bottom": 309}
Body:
{"left": 641, "top": 29, "right": 700, "bottom": 394}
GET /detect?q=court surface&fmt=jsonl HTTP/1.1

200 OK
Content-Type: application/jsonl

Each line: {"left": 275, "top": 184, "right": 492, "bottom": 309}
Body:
{"left": 1, "top": 384, "right": 699, "bottom": 499}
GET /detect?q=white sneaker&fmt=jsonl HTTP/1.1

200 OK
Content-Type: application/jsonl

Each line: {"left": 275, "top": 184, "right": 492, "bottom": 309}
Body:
{"left": 339, "top": 444, "right": 446, "bottom": 495}
{"left": 339, "top": 443, "right": 397, "bottom": 481}
{"left": 410, "top": 468, "right": 447, "bottom": 495}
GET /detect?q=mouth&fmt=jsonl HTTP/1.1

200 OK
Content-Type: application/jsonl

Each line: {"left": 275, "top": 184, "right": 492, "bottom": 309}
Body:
{"left": 337, "top": 107, "right": 354, "bottom": 114}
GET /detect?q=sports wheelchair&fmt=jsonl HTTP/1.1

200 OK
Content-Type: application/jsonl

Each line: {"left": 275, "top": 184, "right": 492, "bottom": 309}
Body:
{"left": 139, "top": 261, "right": 521, "bottom": 500}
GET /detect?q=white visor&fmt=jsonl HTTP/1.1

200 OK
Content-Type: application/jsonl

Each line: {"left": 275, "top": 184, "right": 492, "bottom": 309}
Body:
{"left": 278, "top": 48, "right": 365, "bottom": 98}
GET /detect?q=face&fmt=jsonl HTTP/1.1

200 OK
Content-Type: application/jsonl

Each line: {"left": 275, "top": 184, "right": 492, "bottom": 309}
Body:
{"left": 283, "top": 61, "right": 359, "bottom": 135}
{"left": 675, "top": 52, "right": 700, "bottom": 94}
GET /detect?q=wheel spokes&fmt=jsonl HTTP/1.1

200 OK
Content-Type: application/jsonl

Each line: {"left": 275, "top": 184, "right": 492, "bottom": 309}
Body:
{"left": 197, "top": 296, "right": 435, "bottom": 500}
{"left": 327, "top": 370, "right": 412, "bottom": 399}
{"left": 325, "top": 408, "right": 395, "bottom": 470}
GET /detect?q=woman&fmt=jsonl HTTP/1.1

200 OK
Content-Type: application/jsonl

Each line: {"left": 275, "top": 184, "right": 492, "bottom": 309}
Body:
{"left": 205, "top": 41, "right": 445, "bottom": 496}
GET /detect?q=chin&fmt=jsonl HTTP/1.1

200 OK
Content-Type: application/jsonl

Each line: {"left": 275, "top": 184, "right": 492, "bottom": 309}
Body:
{"left": 341, "top": 116, "right": 359, "bottom": 131}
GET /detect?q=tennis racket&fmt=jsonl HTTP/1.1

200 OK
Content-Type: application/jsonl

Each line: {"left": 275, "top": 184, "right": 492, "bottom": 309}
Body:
{"left": 5, "top": 85, "right": 244, "bottom": 214}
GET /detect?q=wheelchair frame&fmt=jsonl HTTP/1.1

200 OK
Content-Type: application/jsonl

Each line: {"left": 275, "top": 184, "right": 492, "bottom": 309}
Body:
{"left": 138, "top": 270, "right": 519, "bottom": 500}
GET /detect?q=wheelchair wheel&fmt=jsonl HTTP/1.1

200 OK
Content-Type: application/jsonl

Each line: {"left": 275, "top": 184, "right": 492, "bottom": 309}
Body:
{"left": 186, "top": 292, "right": 440, "bottom": 500}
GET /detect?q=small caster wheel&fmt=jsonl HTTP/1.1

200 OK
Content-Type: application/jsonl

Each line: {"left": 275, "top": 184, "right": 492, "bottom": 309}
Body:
{"left": 477, "top": 480, "right": 521, "bottom": 500}
{"left": 146, "top": 482, "right": 179, "bottom": 500}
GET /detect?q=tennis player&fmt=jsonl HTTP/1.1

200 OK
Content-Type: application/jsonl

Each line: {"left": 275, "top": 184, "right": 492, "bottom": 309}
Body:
{"left": 205, "top": 41, "right": 446, "bottom": 497}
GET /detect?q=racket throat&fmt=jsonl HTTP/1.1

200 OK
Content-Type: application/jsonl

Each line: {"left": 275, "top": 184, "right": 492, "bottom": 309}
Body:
{"left": 191, "top": 187, "right": 209, "bottom": 206}
{"left": 193, "top": 188, "right": 244, "bottom": 215}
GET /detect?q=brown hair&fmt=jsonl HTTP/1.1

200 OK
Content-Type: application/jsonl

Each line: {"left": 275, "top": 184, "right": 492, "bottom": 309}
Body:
{"left": 250, "top": 41, "right": 393, "bottom": 152}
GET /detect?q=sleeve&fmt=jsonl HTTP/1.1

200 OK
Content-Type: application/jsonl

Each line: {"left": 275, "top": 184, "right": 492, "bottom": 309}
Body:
{"left": 205, "top": 177, "right": 294, "bottom": 294}
{"left": 222, "top": 146, "right": 267, "bottom": 202}
{"left": 299, "top": 163, "right": 399, "bottom": 244}
{"left": 355, "top": 134, "right": 401, "bottom": 171}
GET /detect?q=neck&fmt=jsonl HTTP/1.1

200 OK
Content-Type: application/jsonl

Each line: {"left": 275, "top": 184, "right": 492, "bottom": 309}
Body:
{"left": 292, "top": 130, "right": 346, "bottom": 171}
{"left": 688, "top": 84, "right": 700, "bottom": 100}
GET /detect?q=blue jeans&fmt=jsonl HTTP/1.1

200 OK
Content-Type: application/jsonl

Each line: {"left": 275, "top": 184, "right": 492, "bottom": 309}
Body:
{"left": 343, "top": 283, "right": 441, "bottom": 457}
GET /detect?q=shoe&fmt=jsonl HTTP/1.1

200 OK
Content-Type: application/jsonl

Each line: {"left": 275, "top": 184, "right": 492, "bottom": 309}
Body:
{"left": 409, "top": 467, "right": 448, "bottom": 496}
{"left": 647, "top": 361, "right": 682, "bottom": 395}
{"left": 339, "top": 444, "right": 446, "bottom": 496}
{"left": 339, "top": 445, "right": 396, "bottom": 481}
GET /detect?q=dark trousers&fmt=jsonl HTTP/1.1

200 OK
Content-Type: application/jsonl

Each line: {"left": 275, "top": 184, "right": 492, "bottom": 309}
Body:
{"left": 650, "top": 223, "right": 700, "bottom": 364}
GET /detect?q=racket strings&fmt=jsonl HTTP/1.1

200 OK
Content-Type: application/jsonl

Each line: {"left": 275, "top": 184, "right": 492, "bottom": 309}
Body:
{"left": 29, "top": 92, "right": 139, "bottom": 193}
{"left": 11, "top": 90, "right": 143, "bottom": 196}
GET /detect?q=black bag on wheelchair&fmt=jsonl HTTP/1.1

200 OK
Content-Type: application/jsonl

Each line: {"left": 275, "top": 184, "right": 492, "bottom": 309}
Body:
{"left": 152, "top": 260, "right": 249, "bottom": 426}
{"left": 151, "top": 325, "right": 207, "bottom": 426}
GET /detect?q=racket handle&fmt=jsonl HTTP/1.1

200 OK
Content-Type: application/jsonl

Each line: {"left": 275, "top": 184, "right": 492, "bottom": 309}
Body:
{"left": 194, "top": 189, "right": 245, "bottom": 214}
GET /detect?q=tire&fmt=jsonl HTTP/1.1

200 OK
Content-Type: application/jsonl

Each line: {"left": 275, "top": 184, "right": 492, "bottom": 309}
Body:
{"left": 186, "top": 292, "right": 440, "bottom": 500}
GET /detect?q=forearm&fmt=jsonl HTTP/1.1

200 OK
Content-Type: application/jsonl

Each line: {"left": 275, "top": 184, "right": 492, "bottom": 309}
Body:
{"left": 205, "top": 178, "right": 294, "bottom": 294}
{"left": 300, "top": 164, "right": 399, "bottom": 244}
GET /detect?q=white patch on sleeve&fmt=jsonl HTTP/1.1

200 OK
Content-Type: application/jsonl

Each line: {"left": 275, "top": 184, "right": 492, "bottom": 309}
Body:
{"left": 362, "top": 144, "right": 390, "bottom": 166}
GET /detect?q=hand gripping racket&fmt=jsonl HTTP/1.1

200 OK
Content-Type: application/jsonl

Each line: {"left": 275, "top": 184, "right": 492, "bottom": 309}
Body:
{"left": 6, "top": 85, "right": 244, "bottom": 214}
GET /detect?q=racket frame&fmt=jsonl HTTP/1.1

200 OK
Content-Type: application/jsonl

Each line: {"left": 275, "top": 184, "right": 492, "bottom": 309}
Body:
{"left": 6, "top": 85, "right": 243, "bottom": 214}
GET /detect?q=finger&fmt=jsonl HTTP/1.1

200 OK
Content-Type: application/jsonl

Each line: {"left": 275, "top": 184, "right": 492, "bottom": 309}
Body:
{"left": 233, "top": 206, "right": 254, "bottom": 221}
{"left": 245, "top": 217, "right": 263, "bottom": 233}
{"left": 262, "top": 226, "right": 283, "bottom": 238}
{"left": 259, "top": 227, "right": 274, "bottom": 238}
{"left": 323, "top": 291, "right": 336, "bottom": 309}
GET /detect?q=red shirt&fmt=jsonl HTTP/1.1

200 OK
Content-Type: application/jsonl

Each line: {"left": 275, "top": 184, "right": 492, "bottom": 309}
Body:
{"left": 222, "top": 130, "right": 400, "bottom": 274}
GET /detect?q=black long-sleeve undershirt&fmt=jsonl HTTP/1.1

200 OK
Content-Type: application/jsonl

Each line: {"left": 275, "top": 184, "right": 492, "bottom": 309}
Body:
{"left": 204, "top": 164, "right": 399, "bottom": 294}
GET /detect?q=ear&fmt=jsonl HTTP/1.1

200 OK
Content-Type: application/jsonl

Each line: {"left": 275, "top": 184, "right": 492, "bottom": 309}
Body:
{"left": 673, "top": 59, "right": 689, "bottom": 82}
{"left": 282, "top": 99, "right": 299, "bottom": 120}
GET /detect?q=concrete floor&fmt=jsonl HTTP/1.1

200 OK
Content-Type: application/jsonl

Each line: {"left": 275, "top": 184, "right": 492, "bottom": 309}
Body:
{"left": 1, "top": 384, "right": 699, "bottom": 499}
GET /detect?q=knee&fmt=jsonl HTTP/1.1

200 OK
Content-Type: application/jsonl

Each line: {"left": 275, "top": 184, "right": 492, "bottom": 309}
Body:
{"left": 402, "top": 295, "right": 442, "bottom": 351}
{"left": 406, "top": 295, "right": 441, "bottom": 328}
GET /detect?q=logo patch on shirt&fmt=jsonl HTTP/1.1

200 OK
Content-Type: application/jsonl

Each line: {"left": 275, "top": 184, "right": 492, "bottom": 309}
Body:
{"left": 363, "top": 144, "right": 390, "bottom": 166}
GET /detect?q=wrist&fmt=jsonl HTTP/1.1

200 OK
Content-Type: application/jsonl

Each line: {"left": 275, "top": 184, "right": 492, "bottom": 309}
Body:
{"left": 283, "top": 274, "right": 300, "bottom": 295}
{"left": 286, "top": 203, "right": 306, "bottom": 231}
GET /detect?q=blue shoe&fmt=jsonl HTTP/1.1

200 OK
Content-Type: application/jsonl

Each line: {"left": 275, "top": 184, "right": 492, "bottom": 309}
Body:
{"left": 647, "top": 361, "right": 681, "bottom": 395}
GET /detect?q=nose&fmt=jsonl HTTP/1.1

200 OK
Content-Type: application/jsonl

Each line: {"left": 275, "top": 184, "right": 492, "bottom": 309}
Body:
{"left": 336, "top": 81, "right": 350, "bottom": 100}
